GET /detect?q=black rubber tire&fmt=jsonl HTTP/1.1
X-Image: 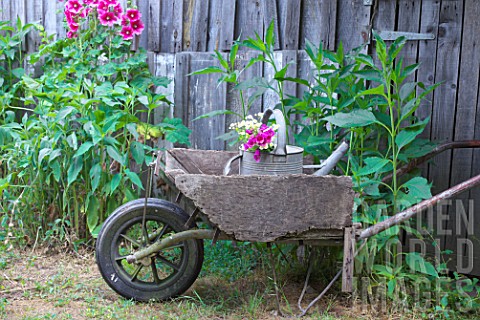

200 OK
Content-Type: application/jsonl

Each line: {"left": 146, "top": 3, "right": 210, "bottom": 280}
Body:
{"left": 95, "top": 198, "right": 203, "bottom": 301}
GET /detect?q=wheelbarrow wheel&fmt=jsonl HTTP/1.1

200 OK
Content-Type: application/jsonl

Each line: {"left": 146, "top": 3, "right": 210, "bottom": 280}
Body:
{"left": 95, "top": 198, "right": 203, "bottom": 301}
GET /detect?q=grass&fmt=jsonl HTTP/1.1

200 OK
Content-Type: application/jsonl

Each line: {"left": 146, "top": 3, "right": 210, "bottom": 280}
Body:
{"left": 0, "top": 241, "right": 479, "bottom": 319}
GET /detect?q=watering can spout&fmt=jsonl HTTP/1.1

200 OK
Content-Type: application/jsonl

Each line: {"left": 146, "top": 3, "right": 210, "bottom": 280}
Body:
{"left": 313, "top": 141, "right": 349, "bottom": 176}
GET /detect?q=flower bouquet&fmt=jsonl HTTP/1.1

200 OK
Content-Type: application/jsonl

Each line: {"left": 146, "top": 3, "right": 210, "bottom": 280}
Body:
{"left": 229, "top": 113, "right": 279, "bottom": 162}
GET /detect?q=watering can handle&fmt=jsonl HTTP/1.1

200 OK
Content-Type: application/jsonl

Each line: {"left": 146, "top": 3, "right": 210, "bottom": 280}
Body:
{"left": 261, "top": 109, "right": 287, "bottom": 156}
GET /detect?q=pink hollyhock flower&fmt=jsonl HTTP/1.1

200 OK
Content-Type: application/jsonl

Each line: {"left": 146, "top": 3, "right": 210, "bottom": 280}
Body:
{"left": 98, "top": 11, "right": 118, "bottom": 26}
{"left": 254, "top": 149, "right": 261, "bottom": 162}
{"left": 104, "top": 0, "right": 118, "bottom": 5}
{"left": 67, "top": 31, "right": 77, "bottom": 38}
{"left": 89, "top": 0, "right": 100, "bottom": 6}
{"left": 120, "top": 26, "right": 134, "bottom": 40}
{"left": 130, "top": 19, "right": 144, "bottom": 35}
{"left": 68, "top": 21, "right": 79, "bottom": 32}
{"left": 113, "top": 3, "right": 123, "bottom": 18}
{"left": 125, "top": 8, "right": 141, "bottom": 21}
{"left": 65, "top": 0, "right": 83, "bottom": 14}
{"left": 82, "top": 0, "right": 92, "bottom": 4}
{"left": 65, "top": 9, "right": 75, "bottom": 24}
{"left": 120, "top": 15, "right": 129, "bottom": 26}
{"left": 97, "top": 0, "right": 109, "bottom": 13}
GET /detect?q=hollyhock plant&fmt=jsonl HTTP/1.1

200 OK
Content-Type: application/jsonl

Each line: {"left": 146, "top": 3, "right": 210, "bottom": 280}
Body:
{"left": 229, "top": 113, "right": 279, "bottom": 162}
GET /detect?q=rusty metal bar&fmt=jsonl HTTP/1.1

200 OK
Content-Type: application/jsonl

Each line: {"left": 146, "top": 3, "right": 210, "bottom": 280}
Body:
{"left": 383, "top": 140, "right": 480, "bottom": 183}
{"left": 360, "top": 173, "right": 480, "bottom": 240}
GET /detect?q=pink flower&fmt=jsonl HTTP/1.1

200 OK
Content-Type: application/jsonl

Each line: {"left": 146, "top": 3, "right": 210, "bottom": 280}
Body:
{"left": 68, "top": 21, "right": 79, "bottom": 32}
{"left": 98, "top": 11, "right": 118, "bottom": 26}
{"left": 82, "top": 0, "right": 93, "bottom": 4}
{"left": 79, "top": 6, "right": 91, "bottom": 18}
{"left": 65, "top": 9, "right": 75, "bottom": 24}
{"left": 89, "top": 0, "right": 100, "bottom": 6}
{"left": 125, "top": 8, "right": 141, "bottom": 21}
{"left": 120, "top": 15, "right": 129, "bottom": 26}
{"left": 113, "top": 3, "right": 123, "bottom": 18}
{"left": 130, "top": 19, "right": 144, "bottom": 35}
{"left": 120, "top": 26, "right": 134, "bottom": 40}
{"left": 97, "top": 0, "right": 109, "bottom": 12}
{"left": 65, "top": 0, "right": 83, "bottom": 14}
{"left": 104, "top": 0, "right": 118, "bottom": 4}
{"left": 254, "top": 149, "right": 261, "bottom": 162}
{"left": 67, "top": 31, "right": 78, "bottom": 38}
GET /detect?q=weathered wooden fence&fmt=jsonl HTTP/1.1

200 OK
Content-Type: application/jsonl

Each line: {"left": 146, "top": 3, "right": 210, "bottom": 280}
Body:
{"left": 3, "top": 0, "right": 480, "bottom": 275}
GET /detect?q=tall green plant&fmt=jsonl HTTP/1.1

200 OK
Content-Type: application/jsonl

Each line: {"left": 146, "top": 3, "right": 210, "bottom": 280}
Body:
{"left": 0, "top": 1, "right": 190, "bottom": 244}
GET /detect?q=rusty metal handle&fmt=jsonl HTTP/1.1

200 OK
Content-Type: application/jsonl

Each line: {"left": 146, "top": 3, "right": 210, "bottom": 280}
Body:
{"left": 261, "top": 109, "right": 287, "bottom": 156}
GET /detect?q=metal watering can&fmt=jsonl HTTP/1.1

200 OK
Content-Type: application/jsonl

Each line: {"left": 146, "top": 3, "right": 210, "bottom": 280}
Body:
{"left": 224, "top": 109, "right": 304, "bottom": 175}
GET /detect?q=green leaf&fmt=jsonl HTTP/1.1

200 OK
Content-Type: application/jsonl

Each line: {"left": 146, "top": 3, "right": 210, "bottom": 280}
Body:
{"left": 265, "top": 20, "right": 275, "bottom": 48}
{"left": 73, "top": 142, "right": 94, "bottom": 158}
{"left": 50, "top": 160, "right": 61, "bottom": 182}
{"left": 402, "top": 139, "right": 436, "bottom": 159}
{"left": 38, "top": 148, "right": 51, "bottom": 165}
{"left": 130, "top": 141, "right": 145, "bottom": 165}
{"left": 106, "top": 146, "right": 125, "bottom": 165}
{"left": 67, "top": 155, "right": 83, "bottom": 186}
{"left": 110, "top": 174, "right": 121, "bottom": 194}
{"left": 324, "top": 109, "right": 378, "bottom": 128}
{"left": 189, "top": 66, "right": 224, "bottom": 76}
{"left": 67, "top": 132, "right": 78, "bottom": 150}
{"left": 274, "top": 65, "right": 288, "bottom": 80}
{"left": 353, "top": 69, "right": 382, "bottom": 83}
{"left": 86, "top": 195, "right": 99, "bottom": 234}
{"left": 399, "top": 82, "right": 416, "bottom": 101}
{"left": 395, "top": 127, "right": 424, "bottom": 150}
{"left": 358, "top": 157, "right": 390, "bottom": 176}
{"left": 90, "top": 163, "right": 102, "bottom": 192}
{"left": 402, "top": 177, "right": 432, "bottom": 201}
{"left": 138, "top": 95, "right": 149, "bottom": 105}
{"left": 358, "top": 84, "right": 386, "bottom": 97}
{"left": 12, "top": 68, "right": 25, "bottom": 79}
{"left": 193, "top": 109, "right": 238, "bottom": 121}
{"left": 406, "top": 252, "right": 438, "bottom": 277}
{"left": 125, "top": 169, "right": 144, "bottom": 190}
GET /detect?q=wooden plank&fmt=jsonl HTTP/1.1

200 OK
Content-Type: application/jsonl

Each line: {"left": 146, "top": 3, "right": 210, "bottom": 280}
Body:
{"left": 1, "top": 0, "right": 12, "bottom": 23}
{"left": 342, "top": 227, "right": 354, "bottom": 292}
{"left": 148, "top": 52, "right": 176, "bottom": 149}
{"left": 301, "top": 0, "right": 337, "bottom": 50}
{"left": 471, "top": 89, "right": 480, "bottom": 276}
{"left": 277, "top": 0, "right": 300, "bottom": 50}
{"left": 55, "top": 0, "right": 67, "bottom": 40}
{"left": 166, "top": 149, "right": 238, "bottom": 175}
{"left": 416, "top": 0, "right": 440, "bottom": 140}
{"left": 262, "top": 0, "right": 280, "bottom": 50}
{"left": 136, "top": 0, "right": 149, "bottom": 49}
{"left": 336, "top": 0, "right": 370, "bottom": 52}
{"left": 159, "top": 0, "right": 183, "bottom": 53}
{"left": 43, "top": 0, "right": 57, "bottom": 38}
{"left": 147, "top": 0, "right": 161, "bottom": 51}
{"left": 207, "top": 0, "right": 236, "bottom": 51}
{"left": 458, "top": 0, "right": 480, "bottom": 276}
{"left": 234, "top": 0, "right": 264, "bottom": 48}
{"left": 175, "top": 52, "right": 227, "bottom": 150}
{"left": 425, "top": 1, "right": 463, "bottom": 265}
{"left": 175, "top": 174, "right": 354, "bottom": 242}
{"left": 26, "top": 0, "right": 42, "bottom": 52}
{"left": 182, "top": 0, "right": 209, "bottom": 51}
{"left": 396, "top": 0, "right": 421, "bottom": 82}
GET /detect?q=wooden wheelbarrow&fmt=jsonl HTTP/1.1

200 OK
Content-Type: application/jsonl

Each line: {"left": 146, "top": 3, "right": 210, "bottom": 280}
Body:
{"left": 95, "top": 140, "right": 480, "bottom": 316}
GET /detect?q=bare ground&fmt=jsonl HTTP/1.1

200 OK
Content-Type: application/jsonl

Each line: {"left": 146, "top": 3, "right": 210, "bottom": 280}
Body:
{"left": 0, "top": 246, "right": 369, "bottom": 320}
